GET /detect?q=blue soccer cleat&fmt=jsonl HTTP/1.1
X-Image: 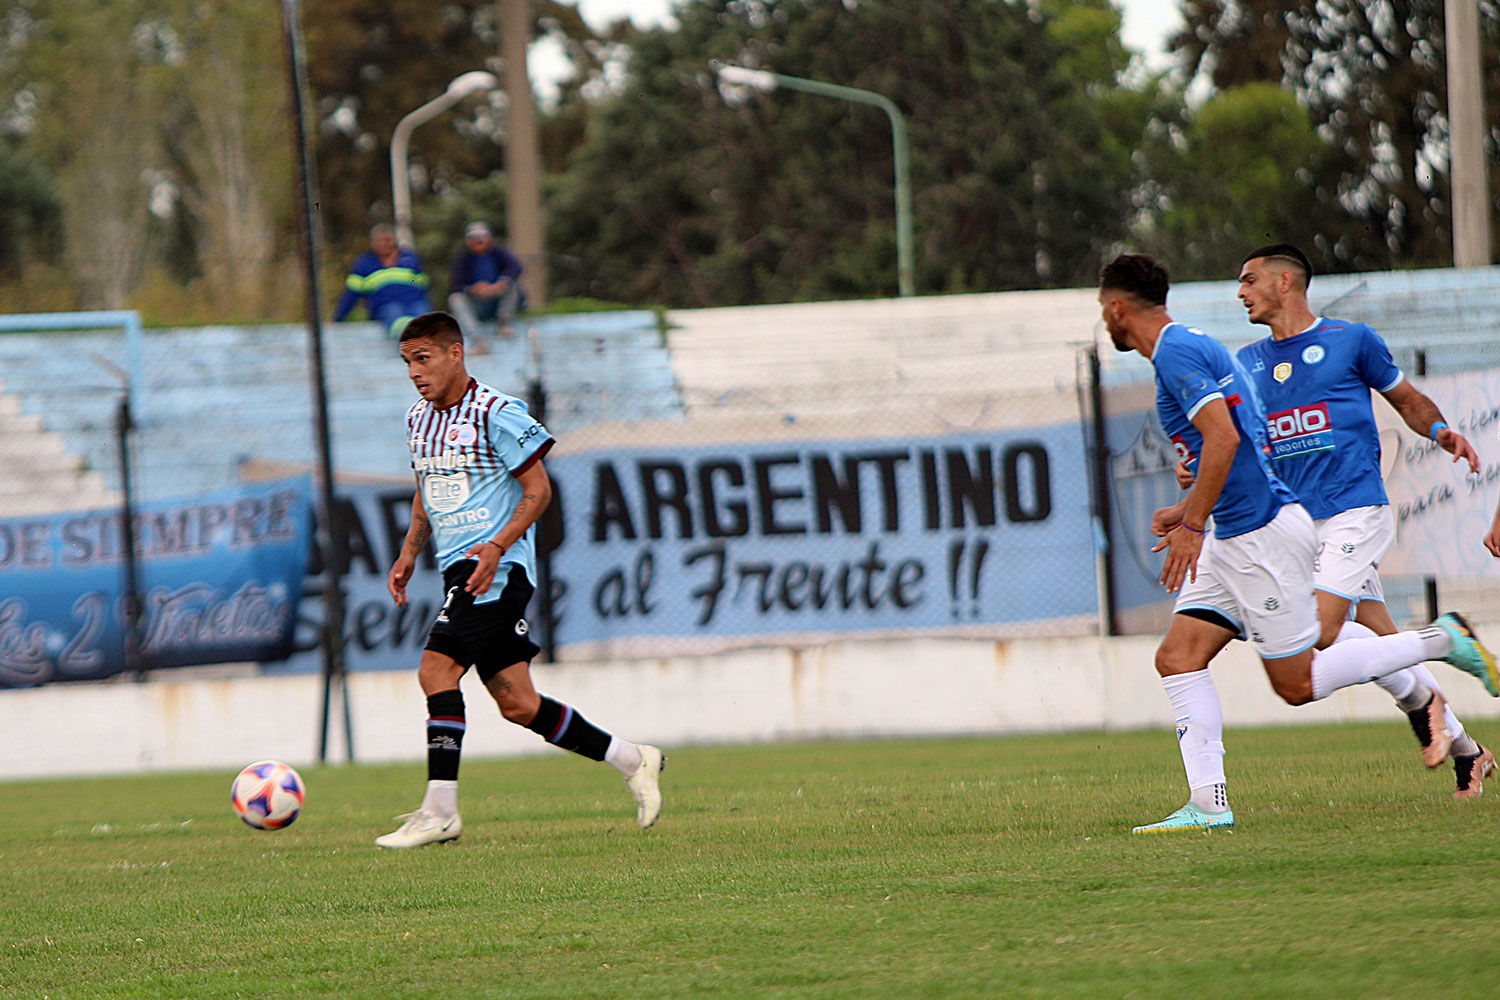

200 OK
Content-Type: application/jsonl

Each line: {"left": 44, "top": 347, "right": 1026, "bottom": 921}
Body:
{"left": 1132, "top": 803, "right": 1235, "bottom": 835}
{"left": 1436, "top": 612, "right": 1499, "bottom": 697}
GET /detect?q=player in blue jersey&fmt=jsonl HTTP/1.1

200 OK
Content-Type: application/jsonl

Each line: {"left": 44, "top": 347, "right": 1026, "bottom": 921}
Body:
{"left": 375, "top": 311, "right": 665, "bottom": 848}
{"left": 1176, "top": 245, "right": 1493, "bottom": 796}
{"left": 1235, "top": 244, "right": 1491, "bottom": 795}
{"left": 1099, "top": 254, "right": 1497, "bottom": 834}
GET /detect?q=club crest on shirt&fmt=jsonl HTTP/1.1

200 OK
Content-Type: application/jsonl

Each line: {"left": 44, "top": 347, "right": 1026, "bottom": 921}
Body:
{"left": 1301, "top": 345, "right": 1325, "bottom": 365}
{"left": 445, "top": 422, "right": 478, "bottom": 447}
{"left": 1273, "top": 362, "right": 1293, "bottom": 383}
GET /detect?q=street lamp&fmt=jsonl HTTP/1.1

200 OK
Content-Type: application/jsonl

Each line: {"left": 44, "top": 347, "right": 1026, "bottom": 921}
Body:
{"left": 390, "top": 70, "right": 498, "bottom": 248}
{"left": 716, "top": 64, "right": 914, "bottom": 297}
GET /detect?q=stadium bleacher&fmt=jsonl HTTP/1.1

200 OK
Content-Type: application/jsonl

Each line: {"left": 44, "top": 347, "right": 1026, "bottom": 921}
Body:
{"left": 0, "top": 310, "right": 677, "bottom": 503}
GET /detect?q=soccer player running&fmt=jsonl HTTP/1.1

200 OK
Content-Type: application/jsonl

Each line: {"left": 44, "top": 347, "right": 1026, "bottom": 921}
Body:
{"left": 377, "top": 311, "right": 665, "bottom": 848}
{"left": 1098, "top": 254, "right": 1498, "bottom": 835}
{"left": 1231, "top": 244, "right": 1492, "bottom": 796}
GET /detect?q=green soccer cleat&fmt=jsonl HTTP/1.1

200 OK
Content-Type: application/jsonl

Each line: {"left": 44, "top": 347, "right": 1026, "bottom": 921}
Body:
{"left": 1436, "top": 612, "right": 1500, "bottom": 697}
{"left": 1131, "top": 803, "right": 1235, "bottom": 835}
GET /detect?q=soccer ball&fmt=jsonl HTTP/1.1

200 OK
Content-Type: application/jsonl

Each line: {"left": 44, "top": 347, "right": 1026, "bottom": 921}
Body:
{"left": 230, "top": 760, "right": 305, "bottom": 830}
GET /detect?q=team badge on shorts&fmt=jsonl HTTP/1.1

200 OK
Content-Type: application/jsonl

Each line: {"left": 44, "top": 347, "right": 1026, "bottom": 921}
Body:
{"left": 515, "top": 618, "right": 529, "bottom": 636}
{"left": 1274, "top": 362, "right": 1292, "bottom": 383}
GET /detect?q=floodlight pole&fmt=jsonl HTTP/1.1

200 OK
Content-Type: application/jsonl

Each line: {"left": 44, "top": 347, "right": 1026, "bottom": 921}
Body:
{"left": 281, "top": 0, "right": 353, "bottom": 763}
{"left": 391, "top": 72, "right": 499, "bottom": 249}
{"left": 716, "top": 65, "right": 914, "bottom": 297}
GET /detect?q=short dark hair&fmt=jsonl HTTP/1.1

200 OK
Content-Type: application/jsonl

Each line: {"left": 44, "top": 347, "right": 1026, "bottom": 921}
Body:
{"left": 1242, "top": 243, "right": 1312, "bottom": 289}
{"left": 1099, "top": 253, "right": 1169, "bottom": 307}
{"left": 399, "top": 311, "right": 464, "bottom": 347}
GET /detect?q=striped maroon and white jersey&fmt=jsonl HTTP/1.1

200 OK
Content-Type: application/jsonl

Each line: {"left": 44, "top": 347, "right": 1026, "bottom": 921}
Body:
{"left": 406, "top": 378, "right": 552, "bottom": 592}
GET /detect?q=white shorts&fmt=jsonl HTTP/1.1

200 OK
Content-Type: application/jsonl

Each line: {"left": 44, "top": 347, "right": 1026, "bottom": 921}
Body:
{"left": 1173, "top": 503, "right": 1321, "bottom": 659}
{"left": 1313, "top": 505, "right": 1393, "bottom": 605}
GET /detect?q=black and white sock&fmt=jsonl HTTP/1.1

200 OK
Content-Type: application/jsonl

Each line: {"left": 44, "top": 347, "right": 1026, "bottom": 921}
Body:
{"left": 422, "top": 689, "right": 465, "bottom": 817}
{"left": 527, "top": 696, "right": 638, "bottom": 773}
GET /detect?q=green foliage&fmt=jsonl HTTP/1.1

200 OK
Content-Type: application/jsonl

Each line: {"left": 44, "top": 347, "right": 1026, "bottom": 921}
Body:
{"left": 545, "top": 0, "right": 1155, "bottom": 306}
{"left": 1141, "top": 83, "right": 1335, "bottom": 281}
{"left": 0, "top": 137, "right": 63, "bottom": 277}
{"left": 1168, "top": 0, "right": 1500, "bottom": 272}
{"left": 2, "top": 724, "right": 1499, "bottom": 998}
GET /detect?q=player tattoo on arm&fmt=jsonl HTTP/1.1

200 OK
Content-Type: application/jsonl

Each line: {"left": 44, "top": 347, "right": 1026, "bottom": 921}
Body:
{"left": 407, "top": 495, "right": 432, "bottom": 552}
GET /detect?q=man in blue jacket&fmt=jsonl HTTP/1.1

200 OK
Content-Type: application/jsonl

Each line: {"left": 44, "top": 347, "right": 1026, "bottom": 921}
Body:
{"left": 448, "top": 221, "right": 524, "bottom": 351}
{"left": 333, "top": 224, "right": 433, "bottom": 336}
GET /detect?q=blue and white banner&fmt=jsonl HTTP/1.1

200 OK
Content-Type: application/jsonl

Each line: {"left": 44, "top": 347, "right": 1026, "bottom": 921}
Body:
{"left": 0, "top": 476, "right": 312, "bottom": 687}
{"left": 543, "top": 424, "right": 1096, "bottom": 651}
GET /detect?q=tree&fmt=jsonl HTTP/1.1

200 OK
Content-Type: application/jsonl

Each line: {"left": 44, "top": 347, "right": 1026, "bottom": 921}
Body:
{"left": 1168, "top": 0, "right": 1500, "bottom": 271}
{"left": 546, "top": 0, "right": 1154, "bottom": 306}
{"left": 1140, "top": 82, "right": 1335, "bottom": 281}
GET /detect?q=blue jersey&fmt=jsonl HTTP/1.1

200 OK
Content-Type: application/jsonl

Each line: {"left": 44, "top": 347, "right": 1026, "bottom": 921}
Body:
{"left": 1153, "top": 323, "right": 1295, "bottom": 538}
{"left": 1236, "top": 319, "right": 1402, "bottom": 520}
{"left": 406, "top": 379, "right": 554, "bottom": 599}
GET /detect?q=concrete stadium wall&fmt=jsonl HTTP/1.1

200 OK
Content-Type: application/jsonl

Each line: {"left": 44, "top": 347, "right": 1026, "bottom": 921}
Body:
{"left": 5, "top": 626, "right": 1500, "bottom": 781}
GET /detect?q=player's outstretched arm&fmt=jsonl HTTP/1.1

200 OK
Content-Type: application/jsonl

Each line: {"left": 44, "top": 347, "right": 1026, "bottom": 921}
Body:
{"left": 1381, "top": 381, "right": 1480, "bottom": 473}
{"left": 389, "top": 487, "right": 429, "bottom": 606}
{"left": 464, "top": 460, "right": 553, "bottom": 596}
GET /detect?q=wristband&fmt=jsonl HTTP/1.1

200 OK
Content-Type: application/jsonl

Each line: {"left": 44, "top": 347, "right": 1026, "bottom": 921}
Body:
{"left": 484, "top": 539, "right": 505, "bottom": 555}
{"left": 1429, "top": 421, "right": 1448, "bottom": 441}
{"left": 1180, "top": 522, "right": 1207, "bottom": 535}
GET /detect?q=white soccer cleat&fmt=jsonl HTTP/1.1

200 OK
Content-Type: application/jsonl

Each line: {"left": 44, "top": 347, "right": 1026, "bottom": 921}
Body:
{"left": 374, "top": 809, "right": 463, "bottom": 849}
{"left": 625, "top": 744, "right": 666, "bottom": 828}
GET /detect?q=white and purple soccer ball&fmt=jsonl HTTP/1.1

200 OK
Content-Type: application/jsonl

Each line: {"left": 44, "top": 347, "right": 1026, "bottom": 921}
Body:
{"left": 230, "top": 760, "right": 305, "bottom": 830}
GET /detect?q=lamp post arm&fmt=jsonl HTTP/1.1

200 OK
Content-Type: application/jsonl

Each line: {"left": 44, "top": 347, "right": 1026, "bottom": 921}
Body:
{"left": 763, "top": 73, "right": 914, "bottom": 297}
{"left": 390, "top": 90, "right": 469, "bottom": 248}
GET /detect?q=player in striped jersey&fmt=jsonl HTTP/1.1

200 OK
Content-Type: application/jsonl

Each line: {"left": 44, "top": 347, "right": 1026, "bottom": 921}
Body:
{"left": 376, "top": 311, "right": 665, "bottom": 848}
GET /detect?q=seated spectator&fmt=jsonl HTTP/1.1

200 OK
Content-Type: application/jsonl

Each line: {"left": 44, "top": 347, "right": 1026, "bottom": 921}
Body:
{"left": 332, "top": 223, "right": 433, "bottom": 337}
{"left": 448, "top": 221, "right": 524, "bottom": 352}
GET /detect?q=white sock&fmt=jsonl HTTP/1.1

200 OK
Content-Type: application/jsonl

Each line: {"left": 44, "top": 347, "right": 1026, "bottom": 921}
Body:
{"left": 421, "top": 779, "right": 458, "bottom": 818}
{"left": 1375, "top": 666, "right": 1420, "bottom": 704}
{"left": 1162, "top": 671, "right": 1228, "bottom": 813}
{"left": 604, "top": 737, "right": 643, "bottom": 776}
{"left": 1311, "top": 621, "right": 1436, "bottom": 701}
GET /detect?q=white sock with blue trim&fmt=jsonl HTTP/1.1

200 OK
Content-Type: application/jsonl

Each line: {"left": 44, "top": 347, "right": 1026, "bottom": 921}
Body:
{"left": 1162, "top": 670, "right": 1228, "bottom": 813}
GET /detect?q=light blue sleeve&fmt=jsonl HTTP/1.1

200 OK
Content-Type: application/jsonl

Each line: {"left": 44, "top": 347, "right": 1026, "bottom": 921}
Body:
{"left": 490, "top": 400, "right": 553, "bottom": 475}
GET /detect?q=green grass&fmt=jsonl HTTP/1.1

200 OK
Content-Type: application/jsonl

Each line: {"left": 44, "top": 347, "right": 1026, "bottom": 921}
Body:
{"left": 2, "top": 722, "right": 1498, "bottom": 999}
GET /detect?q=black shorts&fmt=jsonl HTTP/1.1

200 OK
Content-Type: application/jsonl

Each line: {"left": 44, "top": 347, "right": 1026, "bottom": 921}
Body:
{"left": 425, "top": 562, "right": 542, "bottom": 682}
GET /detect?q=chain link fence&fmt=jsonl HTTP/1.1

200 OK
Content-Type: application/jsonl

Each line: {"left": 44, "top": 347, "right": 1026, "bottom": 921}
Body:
{"left": 5, "top": 267, "right": 1500, "bottom": 685}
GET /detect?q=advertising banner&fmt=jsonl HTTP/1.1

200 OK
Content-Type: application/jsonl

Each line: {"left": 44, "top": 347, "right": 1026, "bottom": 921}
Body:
{"left": 0, "top": 476, "right": 312, "bottom": 687}
{"left": 543, "top": 423, "right": 1097, "bottom": 654}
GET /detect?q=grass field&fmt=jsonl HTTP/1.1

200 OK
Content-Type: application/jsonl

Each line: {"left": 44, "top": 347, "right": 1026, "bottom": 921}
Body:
{"left": 3, "top": 721, "right": 1499, "bottom": 999}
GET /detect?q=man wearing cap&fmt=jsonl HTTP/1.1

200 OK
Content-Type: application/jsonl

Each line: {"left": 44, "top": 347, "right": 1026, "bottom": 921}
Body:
{"left": 448, "top": 221, "right": 525, "bottom": 352}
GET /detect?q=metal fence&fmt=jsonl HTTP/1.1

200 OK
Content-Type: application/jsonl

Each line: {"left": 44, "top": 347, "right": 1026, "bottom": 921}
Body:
{"left": 5, "top": 266, "right": 1500, "bottom": 687}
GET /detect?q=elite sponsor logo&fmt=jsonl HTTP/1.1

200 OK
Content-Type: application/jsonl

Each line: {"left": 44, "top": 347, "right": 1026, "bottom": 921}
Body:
{"left": 1266, "top": 402, "right": 1334, "bottom": 459}
{"left": 424, "top": 473, "right": 471, "bottom": 513}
